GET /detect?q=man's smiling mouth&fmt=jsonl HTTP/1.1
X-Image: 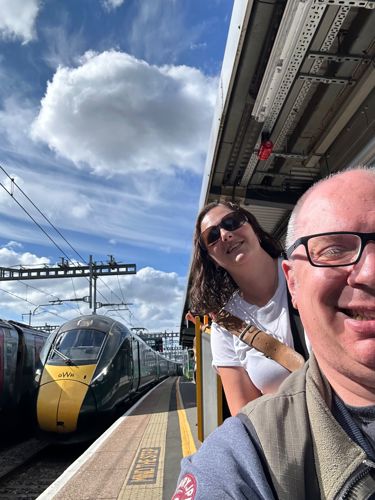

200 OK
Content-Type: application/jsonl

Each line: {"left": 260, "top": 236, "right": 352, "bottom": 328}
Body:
{"left": 342, "top": 309, "right": 375, "bottom": 320}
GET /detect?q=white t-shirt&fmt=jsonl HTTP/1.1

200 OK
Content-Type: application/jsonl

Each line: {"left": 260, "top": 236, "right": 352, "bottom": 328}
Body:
{"left": 210, "top": 259, "right": 294, "bottom": 394}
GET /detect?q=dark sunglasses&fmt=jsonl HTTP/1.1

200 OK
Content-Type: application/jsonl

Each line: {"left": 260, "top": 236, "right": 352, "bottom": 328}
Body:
{"left": 200, "top": 211, "right": 248, "bottom": 249}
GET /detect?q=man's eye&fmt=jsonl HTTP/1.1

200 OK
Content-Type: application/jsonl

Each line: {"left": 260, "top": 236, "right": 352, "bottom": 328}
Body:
{"left": 323, "top": 246, "right": 345, "bottom": 255}
{"left": 313, "top": 246, "right": 351, "bottom": 261}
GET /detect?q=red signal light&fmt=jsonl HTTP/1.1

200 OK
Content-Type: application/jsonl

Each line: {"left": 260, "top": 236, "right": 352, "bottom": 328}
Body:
{"left": 258, "top": 140, "right": 273, "bottom": 161}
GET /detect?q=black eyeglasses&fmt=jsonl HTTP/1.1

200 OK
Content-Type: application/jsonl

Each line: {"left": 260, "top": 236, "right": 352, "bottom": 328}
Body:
{"left": 286, "top": 231, "right": 375, "bottom": 267}
{"left": 200, "top": 212, "right": 248, "bottom": 249}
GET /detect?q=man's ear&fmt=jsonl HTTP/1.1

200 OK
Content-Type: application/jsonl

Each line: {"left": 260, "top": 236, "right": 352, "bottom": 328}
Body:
{"left": 282, "top": 259, "right": 298, "bottom": 309}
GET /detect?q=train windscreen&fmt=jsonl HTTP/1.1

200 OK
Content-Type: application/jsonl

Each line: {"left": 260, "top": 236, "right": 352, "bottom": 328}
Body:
{"left": 48, "top": 328, "right": 106, "bottom": 365}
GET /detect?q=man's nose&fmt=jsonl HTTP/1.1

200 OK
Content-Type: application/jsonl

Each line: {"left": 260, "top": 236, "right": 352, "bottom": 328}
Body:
{"left": 347, "top": 242, "right": 375, "bottom": 288}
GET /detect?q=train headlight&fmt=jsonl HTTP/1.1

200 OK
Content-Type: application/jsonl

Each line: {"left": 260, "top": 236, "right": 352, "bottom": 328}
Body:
{"left": 92, "top": 367, "right": 108, "bottom": 383}
{"left": 35, "top": 368, "right": 42, "bottom": 382}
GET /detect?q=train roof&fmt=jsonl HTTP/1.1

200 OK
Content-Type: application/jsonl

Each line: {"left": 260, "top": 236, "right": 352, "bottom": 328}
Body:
{"left": 57, "top": 314, "right": 127, "bottom": 335}
{"left": 180, "top": 0, "right": 375, "bottom": 347}
{"left": 0, "top": 318, "right": 49, "bottom": 335}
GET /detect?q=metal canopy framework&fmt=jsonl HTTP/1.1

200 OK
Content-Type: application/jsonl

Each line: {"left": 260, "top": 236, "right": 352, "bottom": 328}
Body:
{"left": 180, "top": 0, "right": 375, "bottom": 346}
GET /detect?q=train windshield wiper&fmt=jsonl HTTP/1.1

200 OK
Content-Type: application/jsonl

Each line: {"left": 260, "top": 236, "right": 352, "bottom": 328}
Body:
{"left": 52, "top": 347, "right": 74, "bottom": 366}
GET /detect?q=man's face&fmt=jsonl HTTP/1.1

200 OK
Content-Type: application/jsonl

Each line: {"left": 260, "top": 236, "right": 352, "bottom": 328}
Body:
{"left": 282, "top": 172, "right": 375, "bottom": 392}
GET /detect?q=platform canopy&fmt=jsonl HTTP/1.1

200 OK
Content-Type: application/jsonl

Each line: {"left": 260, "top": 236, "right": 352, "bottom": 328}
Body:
{"left": 180, "top": 0, "right": 375, "bottom": 347}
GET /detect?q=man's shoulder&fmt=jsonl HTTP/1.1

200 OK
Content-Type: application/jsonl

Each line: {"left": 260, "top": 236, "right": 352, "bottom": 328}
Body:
{"left": 241, "top": 362, "right": 309, "bottom": 419}
{"left": 174, "top": 417, "right": 275, "bottom": 499}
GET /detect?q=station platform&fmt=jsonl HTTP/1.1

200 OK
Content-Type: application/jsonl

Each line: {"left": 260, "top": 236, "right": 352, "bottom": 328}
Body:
{"left": 38, "top": 376, "right": 199, "bottom": 500}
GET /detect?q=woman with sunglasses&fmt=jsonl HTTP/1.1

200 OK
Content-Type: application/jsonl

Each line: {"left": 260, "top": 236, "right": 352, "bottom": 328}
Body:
{"left": 189, "top": 201, "right": 306, "bottom": 416}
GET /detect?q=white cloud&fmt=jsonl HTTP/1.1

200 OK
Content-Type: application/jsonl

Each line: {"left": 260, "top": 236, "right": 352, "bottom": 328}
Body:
{"left": 0, "top": 246, "right": 49, "bottom": 267}
{"left": 102, "top": 0, "right": 124, "bottom": 11}
{"left": 70, "top": 197, "right": 93, "bottom": 219}
{"left": 31, "top": 50, "right": 217, "bottom": 176}
{"left": 0, "top": 0, "right": 40, "bottom": 44}
{"left": 5, "top": 241, "right": 23, "bottom": 249}
{"left": 125, "top": 267, "right": 183, "bottom": 305}
{"left": 113, "top": 267, "right": 184, "bottom": 329}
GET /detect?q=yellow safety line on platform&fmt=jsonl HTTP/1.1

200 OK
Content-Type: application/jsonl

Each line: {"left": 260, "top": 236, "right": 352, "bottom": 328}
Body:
{"left": 176, "top": 377, "right": 197, "bottom": 457}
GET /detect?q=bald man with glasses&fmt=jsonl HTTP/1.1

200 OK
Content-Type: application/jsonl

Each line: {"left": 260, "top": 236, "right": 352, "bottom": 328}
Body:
{"left": 173, "top": 167, "right": 375, "bottom": 500}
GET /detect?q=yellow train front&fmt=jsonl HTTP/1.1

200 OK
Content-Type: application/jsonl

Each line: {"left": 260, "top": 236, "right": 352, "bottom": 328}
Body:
{"left": 35, "top": 314, "right": 180, "bottom": 442}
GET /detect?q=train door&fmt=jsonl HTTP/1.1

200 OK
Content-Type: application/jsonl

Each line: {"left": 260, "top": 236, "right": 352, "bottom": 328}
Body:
{"left": 1, "top": 326, "right": 19, "bottom": 409}
{"left": 116, "top": 338, "right": 133, "bottom": 401}
{"left": 20, "top": 330, "right": 33, "bottom": 405}
{"left": 131, "top": 338, "right": 140, "bottom": 391}
{"left": 34, "top": 333, "right": 46, "bottom": 363}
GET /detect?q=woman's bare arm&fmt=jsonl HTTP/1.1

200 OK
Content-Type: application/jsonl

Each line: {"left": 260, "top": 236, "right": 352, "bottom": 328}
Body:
{"left": 217, "top": 366, "right": 261, "bottom": 416}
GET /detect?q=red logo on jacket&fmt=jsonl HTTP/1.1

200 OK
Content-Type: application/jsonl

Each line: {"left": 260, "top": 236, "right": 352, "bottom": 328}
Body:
{"left": 172, "top": 473, "right": 197, "bottom": 499}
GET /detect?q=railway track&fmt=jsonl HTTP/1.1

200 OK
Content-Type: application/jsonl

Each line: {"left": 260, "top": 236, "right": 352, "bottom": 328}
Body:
{"left": 0, "top": 438, "right": 48, "bottom": 481}
{"left": 0, "top": 438, "right": 90, "bottom": 499}
{"left": 0, "top": 388, "right": 155, "bottom": 498}
{"left": 0, "top": 412, "right": 133, "bottom": 499}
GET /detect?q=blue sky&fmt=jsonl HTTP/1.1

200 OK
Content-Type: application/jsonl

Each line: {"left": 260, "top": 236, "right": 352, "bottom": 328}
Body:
{"left": 0, "top": 0, "right": 232, "bottom": 332}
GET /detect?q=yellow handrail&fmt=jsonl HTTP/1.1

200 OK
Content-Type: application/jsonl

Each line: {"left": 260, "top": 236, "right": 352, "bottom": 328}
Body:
{"left": 195, "top": 316, "right": 204, "bottom": 442}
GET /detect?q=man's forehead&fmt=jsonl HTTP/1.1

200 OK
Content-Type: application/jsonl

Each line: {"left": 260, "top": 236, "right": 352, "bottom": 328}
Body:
{"left": 295, "top": 176, "right": 375, "bottom": 236}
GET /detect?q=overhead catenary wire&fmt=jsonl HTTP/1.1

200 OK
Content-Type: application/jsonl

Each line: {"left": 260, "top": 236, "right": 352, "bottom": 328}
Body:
{"left": 0, "top": 177, "right": 97, "bottom": 311}
{"left": 22, "top": 280, "right": 67, "bottom": 303}
{"left": 70, "top": 277, "right": 83, "bottom": 315}
{"left": 0, "top": 165, "right": 127, "bottom": 306}
{"left": 0, "top": 165, "right": 87, "bottom": 263}
{"left": 117, "top": 274, "right": 126, "bottom": 302}
{"left": 0, "top": 287, "right": 69, "bottom": 321}
{"left": 0, "top": 164, "right": 135, "bottom": 320}
{"left": 0, "top": 179, "right": 73, "bottom": 264}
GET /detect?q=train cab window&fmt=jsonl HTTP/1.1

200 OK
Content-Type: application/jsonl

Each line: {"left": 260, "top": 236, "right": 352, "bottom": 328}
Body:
{"left": 94, "top": 327, "right": 123, "bottom": 375}
{"left": 48, "top": 328, "right": 106, "bottom": 365}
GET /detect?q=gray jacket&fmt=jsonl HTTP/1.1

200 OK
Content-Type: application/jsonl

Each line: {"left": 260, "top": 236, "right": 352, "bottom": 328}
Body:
{"left": 239, "top": 354, "right": 375, "bottom": 499}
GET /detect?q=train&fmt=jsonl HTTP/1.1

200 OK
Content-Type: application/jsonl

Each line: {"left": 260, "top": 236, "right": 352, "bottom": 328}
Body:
{"left": 35, "top": 314, "right": 181, "bottom": 442}
{"left": 0, "top": 319, "right": 49, "bottom": 430}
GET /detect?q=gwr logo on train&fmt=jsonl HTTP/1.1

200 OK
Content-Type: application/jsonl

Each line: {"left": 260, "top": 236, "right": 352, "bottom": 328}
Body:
{"left": 58, "top": 372, "right": 74, "bottom": 378}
